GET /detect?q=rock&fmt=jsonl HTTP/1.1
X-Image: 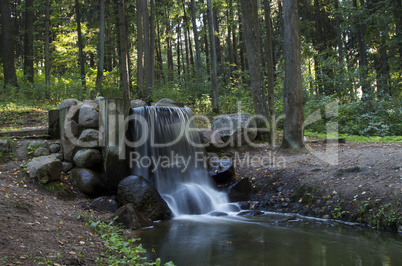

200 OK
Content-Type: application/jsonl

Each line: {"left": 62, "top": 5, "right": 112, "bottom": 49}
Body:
{"left": 208, "top": 157, "right": 235, "bottom": 185}
{"left": 73, "top": 149, "right": 102, "bottom": 170}
{"left": 131, "top": 99, "right": 146, "bottom": 108}
{"left": 71, "top": 168, "right": 106, "bottom": 196}
{"left": 155, "top": 98, "right": 176, "bottom": 107}
{"left": 94, "top": 96, "right": 104, "bottom": 106}
{"left": 113, "top": 203, "right": 153, "bottom": 230}
{"left": 199, "top": 129, "right": 225, "bottom": 151}
{"left": 228, "top": 178, "right": 252, "bottom": 202}
{"left": 52, "top": 153, "right": 63, "bottom": 160}
{"left": 334, "top": 166, "right": 361, "bottom": 177}
{"left": 77, "top": 129, "right": 102, "bottom": 147}
{"left": 90, "top": 196, "right": 119, "bottom": 213}
{"left": 49, "top": 143, "right": 61, "bottom": 153}
{"left": 57, "top": 98, "right": 80, "bottom": 110}
{"left": 208, "top": 211, "right": 228, "bottom": 217}
{"left": 27, "top": 155, "right": 62, "bottom": 184}
{"left": 0, "top": 139, "right": 12, "bottom": 152}
{"left": 212, "top": 113, "right": 257, "bottom": 147}
{"left": 117, "top": 175, "right": 172, "bottom": 221}
{"left": 61, "top": 162, "right": 73, "bottom": 173}
{"left": 34, "top": 147, "right": 50, "bottom": 157}
{"left": 237, "top": 210, "right": 264, "bottom": 217}
{"left": 64, "top": 121, "right": 79, "bottom": 139}
{"left": 62, "top": 138, "right": 76, "bottom": 162}
{"left": 78, "top": 104, "right": 99, "bottom": 128}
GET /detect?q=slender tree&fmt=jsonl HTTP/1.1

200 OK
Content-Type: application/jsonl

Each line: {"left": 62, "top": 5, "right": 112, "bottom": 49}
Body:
{"left": 96, "top": 0, "right": 105, "bottom": 91}
{"left": 143, "top": 0, "right": 152, "bottom": 95}
{"left": 118, "top": 0, "right": 130, "bottom": 98}
{"left": 75, "top": 0, "right": 86, "bottom": 88}
{"left": 207, "top": 0, "right": 219, "bottom": 113}
{"left": 24, "top": 0, "right": 34, "bottom": 83}
{"left": 137, "top": 0, "right": 144, "bottom": 96}
{"left": 190, "top": 0, "right": 202, "bottom": 74}
{"left": 264, "top": 0, "right": 276, "bottom": 146}
{"left": 45, "top": 0, "right": 50, "bottom": 89}
{"left": 282, "top": 0, "right": 305, "bottom": 149}
{"left": 240, "top": 0, "right": 269, "bottom": 131}
{"left": 0, "top": 0, "right": 19, "bottom": 88}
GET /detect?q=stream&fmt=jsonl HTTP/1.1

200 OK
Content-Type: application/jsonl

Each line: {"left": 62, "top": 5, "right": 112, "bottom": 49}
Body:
{"left": 133, "top": 212, "right": 402, "bottom": 266}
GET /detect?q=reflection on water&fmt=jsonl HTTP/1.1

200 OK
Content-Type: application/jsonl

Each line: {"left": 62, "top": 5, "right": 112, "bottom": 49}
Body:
{"left": 133, "top": 213, "right": 402, "bottom": 266}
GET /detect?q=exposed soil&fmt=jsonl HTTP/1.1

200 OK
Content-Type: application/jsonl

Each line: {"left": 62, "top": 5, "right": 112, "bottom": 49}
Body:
{"left": 233, "top": 141, "right": 402, "bottom": 229}
{"left": 0, "top": 135, "right": 401, "bottom": 264}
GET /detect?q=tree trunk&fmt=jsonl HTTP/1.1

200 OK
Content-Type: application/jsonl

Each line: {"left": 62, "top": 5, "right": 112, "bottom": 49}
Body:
{"left": 190, "top": 0, "right": 202, "bottom": 75}
{"left": 75, "top": 0, "right": 86, "bottom": 88}
{"left": 137, "top": 0, "right": 144, "bottom": 95}
{"left": 213, "top": 7, "right": 221, "bottom": 76}
{"left": 45, "top": 0, "right": 50, "bottom": 89}
{"left": 334, "top": 0, "right": 343, "bottom": 64}
{"left": 176, "top": 22, "right": 182, "bottom": 76}
{"left": 150, "top": 0, "right": 155, "bottom": 88}
{"left": 207, "top": 0, "right": 219, "bottom": 113}
{"left": 24, "top": 0, "right": 34, "bottom": 83}
{"left": 263, "top": 0, "right": 276, "bottom": 146}
{"left": 281, "top": 0, "right": 305, "bottom": 149}
{"left": 353, "top": 0, "right": 370, "bottom": 99}
{"left": 240, "top": 0, "right": 269, "bottom": 133}
{"left": 166, "top": 10, "right": 174, "bottom": 81}
{"left": 142, "top": 0, "right": 152, "bottom": 95}
{"left": 118, "top": 0, "right": 130, "bottom": 98}
{"left": 96, "top": 0, "right": 105, "bottom": 91}
{"left": 0, "top": 0, "right": 19, "bottom": 88}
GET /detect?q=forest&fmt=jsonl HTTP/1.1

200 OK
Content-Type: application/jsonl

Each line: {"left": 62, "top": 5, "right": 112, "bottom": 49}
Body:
{"left": 0, "top": 0, "right": 401, "bottom": 142}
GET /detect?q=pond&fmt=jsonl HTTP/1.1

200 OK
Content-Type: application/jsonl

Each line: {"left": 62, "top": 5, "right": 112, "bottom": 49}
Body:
{"left": 133, "top": 213, "right": 402, "bottom": 266}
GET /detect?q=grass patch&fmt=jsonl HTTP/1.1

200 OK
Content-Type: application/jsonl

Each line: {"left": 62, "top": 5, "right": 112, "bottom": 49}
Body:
{"left": 304, "top": 131, "right": 402, "bottom": 143}
{"left": 0, "top": 103, "right": 49, "bottom": 131}
{"left": 89, "top": 218, "right": 174, "bottom": 265}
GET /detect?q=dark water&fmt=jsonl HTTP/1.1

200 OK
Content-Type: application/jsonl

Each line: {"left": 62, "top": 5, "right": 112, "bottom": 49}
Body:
{"left": 133, "top": 213, "right": 402, "bottom": 266}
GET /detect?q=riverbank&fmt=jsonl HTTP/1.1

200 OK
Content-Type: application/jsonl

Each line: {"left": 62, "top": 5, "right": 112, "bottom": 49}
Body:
{"left": 233, "top": 141, "right": 402, "bottom": 231}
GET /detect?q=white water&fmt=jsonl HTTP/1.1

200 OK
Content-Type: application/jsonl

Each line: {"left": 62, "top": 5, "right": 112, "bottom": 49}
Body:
{"left": 128, "top": 106, "right": 235, "bottom": 217}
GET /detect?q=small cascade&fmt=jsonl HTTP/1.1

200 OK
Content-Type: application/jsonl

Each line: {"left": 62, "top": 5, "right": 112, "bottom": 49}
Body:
{"left": 127, "top": 106, "right": 233, "bottom": 216}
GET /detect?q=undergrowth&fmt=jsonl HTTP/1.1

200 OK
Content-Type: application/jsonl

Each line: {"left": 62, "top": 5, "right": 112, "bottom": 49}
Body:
{"left": 88, "top": 218, "right": 174, "bottom": 266}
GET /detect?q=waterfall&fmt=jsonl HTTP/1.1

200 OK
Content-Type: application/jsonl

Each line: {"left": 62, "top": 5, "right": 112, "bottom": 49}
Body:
{"left": 127, "top": 106, "right": 232, "bottom": 216}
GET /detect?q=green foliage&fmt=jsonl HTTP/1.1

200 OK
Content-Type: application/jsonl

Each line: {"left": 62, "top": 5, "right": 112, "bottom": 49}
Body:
{"left": 356, "top": 200, "right": 402, "bottom": 230}
{"left": 89, "top": 218, "right": 173, "bottom": 265}
{"left": 304, "top": 95, "right": 402, "bottom": 137}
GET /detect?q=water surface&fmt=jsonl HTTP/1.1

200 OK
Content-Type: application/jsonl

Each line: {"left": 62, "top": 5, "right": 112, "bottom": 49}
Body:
{"left": 134, "top": 213, "right": 402, "bottom": 266}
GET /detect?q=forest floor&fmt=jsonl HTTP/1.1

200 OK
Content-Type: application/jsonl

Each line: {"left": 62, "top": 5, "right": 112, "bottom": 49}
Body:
{"left": 0, "top": 110, "right": 401, "bottom": 265}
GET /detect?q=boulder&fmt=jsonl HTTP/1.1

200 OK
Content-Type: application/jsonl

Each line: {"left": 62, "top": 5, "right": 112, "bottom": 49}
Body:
{"left": 90, "top": 196, "right": 119, "bottom": 213}
{"left": 77, "top": 129, "right": 102, "bottom": 147}
{"left": 49, "top": 143, "right": 61, "bottom": 153}
{"left": 212, "top": 113, "right": 257, "bottom": 147}
{"left": 131, "top": 99, "right": 146, "bottom": 108}
{"left": 78, "top": 104, "right": 99, "bottom": 128}
{"left": 0, "top": 139, "right": 12, "bottom": 152}
{"left": 113, "top": 203, "right": 153, "bottom": 230}
{"left": 64, "top": 121, "right": 79, "bottom": 139}
{"left": 208, "top": 157, "right": 235, "bottom": 185}
{"left": 199, "top": 129, "right": 224, "bottom": 151}
{"left": 228, "top": 178, "right": 252, "bottom": 202}
{"left": 73, "top": 148, "right": 102, "bottom": 169}
{"left": 117, "top": 175, "right": 172, "bottom": 221}
{"left": 71, "top": 168, "right": 106, "bottom": 197}
{"left": 94, "top": 96, "right": 104, "bottom": 106}
{"left": 57, "top": 98, "right": 80, "bottom": 110}
{"left": 27, "top": 155, "right": 62, "bottom": 184}
{"left": 61, "top": 162, "right": 73, "bottom": 173}
{"left": 62, "top": 138, "right": 76, "bottom": 162}
{"left": 34, "top": 147, "right": 50, "bottom": 157}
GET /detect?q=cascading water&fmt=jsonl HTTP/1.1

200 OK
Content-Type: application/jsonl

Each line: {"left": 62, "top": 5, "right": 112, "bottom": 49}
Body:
{"left": 127, "top": 106, "right": 234, "bottom": 217}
